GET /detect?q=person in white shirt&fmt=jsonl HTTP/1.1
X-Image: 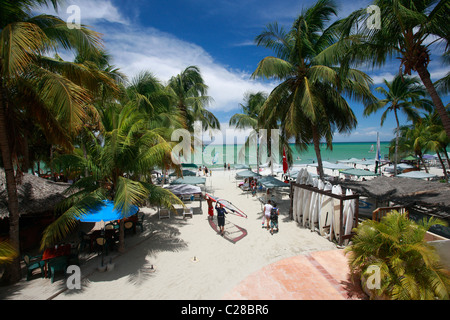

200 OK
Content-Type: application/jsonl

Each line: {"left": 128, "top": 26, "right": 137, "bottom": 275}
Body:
{"left": 262, "top": 200, "right": 273, "bottom": 229}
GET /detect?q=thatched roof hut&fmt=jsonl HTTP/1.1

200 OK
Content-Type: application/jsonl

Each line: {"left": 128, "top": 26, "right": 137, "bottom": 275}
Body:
{"left": 0, "top": 170, "right": 70, "bottom": 219}
{"left": 341, "top": 176, "right": 450, "bottom": 221}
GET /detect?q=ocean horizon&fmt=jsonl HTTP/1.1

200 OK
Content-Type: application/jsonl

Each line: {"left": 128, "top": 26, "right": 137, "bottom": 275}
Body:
{"left": 196, "top": 141, "right": 391, "bottom": 168}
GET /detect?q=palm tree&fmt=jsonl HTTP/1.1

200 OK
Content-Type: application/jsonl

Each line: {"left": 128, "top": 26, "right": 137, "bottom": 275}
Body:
{"left": 0, "top": 0, "right": 104, "bottom": 284}
{"left": 364, "top": 74, "right": 433, "bottom": 175}
{"left": 41, "top": 103, "right": 183, "bottom": 252}
{"left": 252, "top": 0, "right": 374, "bottom": 179}
{"left": 229, "top": 91, "right": 268, "bottom": 172}
{"left": 166, "top": 66, "right": 220, "bottom": 132}
{"left": 340, "top": 0, "right": 450, "bottom": 138}
{"left": 346, "top": 210, "right": 450, "bottom": 300}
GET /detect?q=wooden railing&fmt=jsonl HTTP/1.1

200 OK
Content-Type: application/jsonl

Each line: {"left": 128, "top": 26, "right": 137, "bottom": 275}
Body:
{"left": 372, "top": 206, "right": 408, "bottom": 222}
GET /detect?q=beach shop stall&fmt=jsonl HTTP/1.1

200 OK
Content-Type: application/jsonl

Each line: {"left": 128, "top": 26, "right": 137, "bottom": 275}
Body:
{"left": 258, "top": 176, "right": 291, "bottom": 209}
{"left": 158, "top": 177, "right": 206, "bottom": 218}
{"left": 290, "top": 169, "right": 360, "bottom": 247}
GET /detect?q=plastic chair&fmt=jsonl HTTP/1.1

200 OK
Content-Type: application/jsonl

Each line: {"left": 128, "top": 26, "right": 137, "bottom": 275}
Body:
{"left": 183, "top": 207, "right": 193, "bottom": 219}
{"left": 47, "top": 256, "right": 68, "bottom": 283}
{"left": 23, "top": 254, "right": 45, "bottom": 281}
{"left": 124, "top": 221, "right": 135, "bottom": 236}
{"left": 95, "top": 237, "right": 108, "bottom": 256}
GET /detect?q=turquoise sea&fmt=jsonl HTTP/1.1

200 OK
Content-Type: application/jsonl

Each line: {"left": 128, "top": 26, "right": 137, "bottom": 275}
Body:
{"left": 196, "top": 141, "right": 391, "bottom": 168}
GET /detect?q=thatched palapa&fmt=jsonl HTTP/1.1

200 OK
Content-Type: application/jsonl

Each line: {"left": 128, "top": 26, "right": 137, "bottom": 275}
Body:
{"left": 340, "top": 176, "right": 450, "bottom": 220}
{"left": 0, "top": 170, "right": 70, "bottom": 219}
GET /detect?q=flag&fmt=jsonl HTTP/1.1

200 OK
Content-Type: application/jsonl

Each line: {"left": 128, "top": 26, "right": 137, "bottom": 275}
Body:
{"left": 376, "top": 132, "right": 381, "bottom": 162}
{"left": 282, "top": 147, "right": 288, "bottom": 174}
{"left": 375, "top": 132, "right": 381, "bottom": 173}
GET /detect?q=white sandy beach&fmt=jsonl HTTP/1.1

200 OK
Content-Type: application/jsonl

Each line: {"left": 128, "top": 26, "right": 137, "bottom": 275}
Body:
{"left": 1, "top": 168, "right": 339, "bottom": 300}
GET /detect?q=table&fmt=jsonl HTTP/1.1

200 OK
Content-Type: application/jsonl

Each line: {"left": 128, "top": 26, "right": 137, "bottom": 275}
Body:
{"left": 42, "top": 244, "right": 72, "bottom": 277}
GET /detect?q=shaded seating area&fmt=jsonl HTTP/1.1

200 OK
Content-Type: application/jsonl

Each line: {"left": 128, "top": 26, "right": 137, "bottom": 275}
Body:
{"left": 23, "top": 254, "right": 45, "bottom": 281}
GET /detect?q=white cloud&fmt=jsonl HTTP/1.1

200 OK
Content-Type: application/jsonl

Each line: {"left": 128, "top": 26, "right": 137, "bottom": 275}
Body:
{"left": 103, "top": 25, "right": 276, "bottom": 112}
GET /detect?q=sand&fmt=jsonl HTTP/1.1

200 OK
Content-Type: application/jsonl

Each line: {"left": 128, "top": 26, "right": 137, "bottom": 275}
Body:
{"left": 2, "top": 163, "right": 444, "bottom": 300}
{"left": 1, "top": 169, "right": 337, "bottom": 300}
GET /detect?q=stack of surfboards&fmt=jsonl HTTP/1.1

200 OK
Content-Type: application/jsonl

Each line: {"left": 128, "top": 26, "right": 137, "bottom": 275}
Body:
{"left": 293, "top": 168, "right": 356, "bottom": 243}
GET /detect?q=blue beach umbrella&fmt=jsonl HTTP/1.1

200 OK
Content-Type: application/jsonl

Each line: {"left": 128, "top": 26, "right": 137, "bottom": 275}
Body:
{"left": 76, "top": 200, "right": 139, "bottom": 223}
{"left": 76, "top": 200, "right": 139, "bottom": 265}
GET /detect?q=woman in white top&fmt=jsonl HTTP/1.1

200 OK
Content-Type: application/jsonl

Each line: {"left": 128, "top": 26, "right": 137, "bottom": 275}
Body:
{"left": 262, "top": 200, "right": 273, "bottom": 229}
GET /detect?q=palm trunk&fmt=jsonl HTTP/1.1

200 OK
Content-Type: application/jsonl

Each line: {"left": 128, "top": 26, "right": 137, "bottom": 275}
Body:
{"left": 311, "top": 125, "right": 324, "bottom": 180}
{"left": 0, "top": 84, "right": 21, "bottom": 284}
{"left": 418, "top": 154, "right": 429, "bottom": 173}
{"left": 416, "top": 64, "right": 450, "bottom": 138}
{"left": 436, "top": 152, "right": 448, "bottom": 182}
{"left": 394, "top": 110, "right": 400, "bottom": 176}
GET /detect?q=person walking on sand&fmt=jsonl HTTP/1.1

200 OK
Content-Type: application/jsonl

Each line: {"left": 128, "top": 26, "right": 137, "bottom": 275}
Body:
{"left": 270, "top": 203, "right": 279, "bottom": 235}
{"left": 215, "top": 202, "right": 228, "bottom": 236}
{"left": 262, "top": 200, "right": 273, "bottom": 229}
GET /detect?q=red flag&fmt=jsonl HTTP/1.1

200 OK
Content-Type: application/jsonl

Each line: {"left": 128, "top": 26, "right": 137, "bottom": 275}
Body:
{"left": 282, "top": 147, "right": 288, "bottom": 174}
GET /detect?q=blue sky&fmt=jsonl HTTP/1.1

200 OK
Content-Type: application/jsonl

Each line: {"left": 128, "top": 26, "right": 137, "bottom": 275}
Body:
{"left": 39, "top": 0, "right": 449, "bottom": 144}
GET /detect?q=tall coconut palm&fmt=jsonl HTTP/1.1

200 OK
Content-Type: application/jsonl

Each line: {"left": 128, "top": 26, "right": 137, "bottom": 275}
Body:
{"left": 41, "top": 103, "right": 183, "bottom": 252}
{"left": 166, "top": 66, "right": 220, "bottom": 132}
{"left": 252, "top": 0, "right": 375, "bottom": 179}
{"left": 364, "top": 74, "right": 433, "bottom": 175}
{"left": 340, "top": 0, "right": 450, "bottom": 138}
{"left": 229, "top": 91, "right": 268, "bottom": 172}
{"left": 0, "top": 0, "right": 104, "bottom": 284}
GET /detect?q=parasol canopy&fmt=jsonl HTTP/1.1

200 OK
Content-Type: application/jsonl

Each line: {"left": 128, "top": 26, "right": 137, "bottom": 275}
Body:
{"left": 340, "top": 169, "right": 380, "bottom": 177}
{"left": 236, "top": 170, "right": 262, "bottom": 178}
{"left": 170, "top": 176, "right": 206, "bottom": 185}
{"left": 397, "top": 171, "right": 437, "bottom": 179}
{"left": 75, "top": 200, "right": 139, "bottom": 223}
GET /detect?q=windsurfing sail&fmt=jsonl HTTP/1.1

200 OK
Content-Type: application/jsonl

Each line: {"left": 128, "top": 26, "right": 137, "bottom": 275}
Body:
{"left": 212, "top": 152, "right": 219, "bottom": 164}
{"left": 205, "top": 193, "right": 247, "bottom": 218}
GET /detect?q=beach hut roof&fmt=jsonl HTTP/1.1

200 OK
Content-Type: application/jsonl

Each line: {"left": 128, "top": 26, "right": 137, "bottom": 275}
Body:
{"left": 235, "top": 170, "right": 261, "bottom": 178}
{"left": 340, "top": 169, "right": 380, "bottom": 177}
{"left": 0, "top": 170, "right": 70, "bottom": 219}
{"left": 170, "top": 176, "right": 206, "bottom": 185}
{"left": 340, "top": 176, "right": 450, "bottom": 218}
{"left": 260, "top": 176, "right": 290, "bottom": 188}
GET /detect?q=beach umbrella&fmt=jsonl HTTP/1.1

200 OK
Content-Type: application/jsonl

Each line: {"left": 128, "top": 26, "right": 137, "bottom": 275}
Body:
{"left": 75, "top": 200, "right": 139, "bottom": 265}
{"left": 235, "top": 170, "right": 261, "bottom": 178}
{"left": 164, "top": 184, "right": 201, "bottom": 195}
{"left": 340, "top": 169, "right": 380, "bottom": 177}
{"left": 423, "top": 154, "right": 437, "bottom": 160}
{"left": 397, "top": 171, "right": 437, "bottom": 179}
{"left": 235, "top": 164, "right": 250, "bottom": 169}
{"left": 169, "top": 169, "right": 197, "bottom": 177}
{"left": 170, "top": 176, "right": 206, "bottom": 185}
{"left": 259, "top": 176, "right": 290, "bottom": 188}
{"left": 181, "top": 163, "right": 198, "bottom": 169}
{"left": 402, "top": 155, "right": 417, "bottom": 161}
